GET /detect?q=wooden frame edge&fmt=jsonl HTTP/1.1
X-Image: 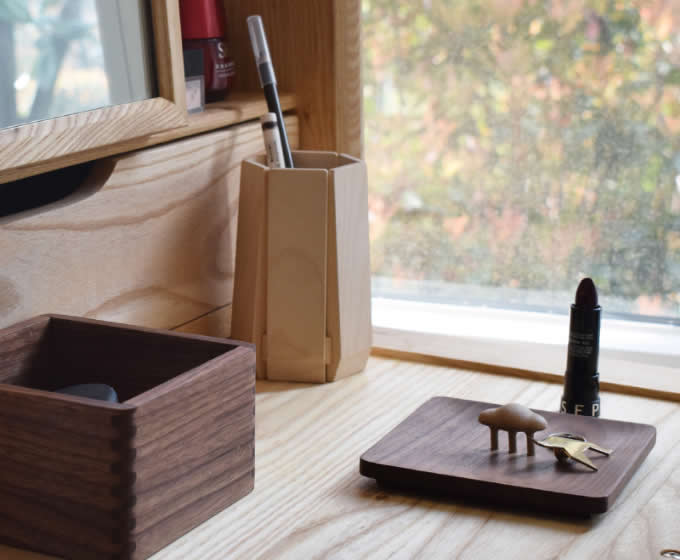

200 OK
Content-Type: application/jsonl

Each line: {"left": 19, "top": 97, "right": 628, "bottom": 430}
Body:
{"left": 334, "top": 0, "right": 363, "bottom": 158}
{"left": 0, "top": 0, "right": 188, "bottom": 185}
{"left": 152, "top": 0, "right": 187, "bottom": 114}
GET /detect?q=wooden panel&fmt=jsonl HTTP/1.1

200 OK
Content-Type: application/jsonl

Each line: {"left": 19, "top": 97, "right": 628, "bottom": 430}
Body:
{"left": 292, "top": 151, "right": 341, "bottom": 169}
{"left": 326, "top": 155, "right": 371, "bottom": 380}
{"left": 334, "top": 0, "right": 363, "bottom": 158}
{"left": 266, "top": 167, "right": 329, "bottom": 382}
{"left": 0, "top": 117, "right": 298, "bottom": 331}
{"left": 129, "top": 344, "right": 255, "bottom": 559}
{"left": 220, "top": 0, "right": 364, "bottom": 153}
{"left": 0, "top": 315, "right": 50, "bottom": 385}
{"left": 152, "top": 0, "right": 187, "bottom": 114}
{"left": 133, "top": 474, "right": 254, "bottom": 560}
{"left": 0, "top": 384, "right": 133, "bottom": 439}
{"left": 231, "top": 159, "right": 269, "bottom": 378}
{"left": 222, "top": 0, "right": 336, "bottom": 150}
{"left": 0, "top": 341, "right": 135, "bottom": 560}
{"left": 133, "top": 440, "right": 253, "bottom": 530}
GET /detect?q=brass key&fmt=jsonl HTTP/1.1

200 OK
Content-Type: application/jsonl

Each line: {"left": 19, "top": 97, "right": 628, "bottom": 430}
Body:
{"left": 533, "top": 433, "right": 613, "bottom": 471}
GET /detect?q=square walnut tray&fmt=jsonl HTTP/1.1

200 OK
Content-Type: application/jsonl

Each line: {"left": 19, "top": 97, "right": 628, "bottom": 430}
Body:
{"left": 360, "top": 397, "right": 656, "bottom": 515}
{"left": 0, "top": 314, "right": 255, "bottom": 559}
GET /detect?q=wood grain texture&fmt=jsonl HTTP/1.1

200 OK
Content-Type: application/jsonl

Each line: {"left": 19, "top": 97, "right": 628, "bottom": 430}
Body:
{"left": 2, "top": 356, "right": 679, "bottom": 560}
{"left": 360, "top": 397, "right": 656, "bottom": 514}
{"left": 0, "top": 317, "right": 136, "bottom": 559}
{"left": 0, "top": 315, "right": 50, "bottom": 386}
{"left": 373, "top": 327, "right": 680, "bottom": 403}
{"left": 326, "top": 154, "right": 371, "bottom": 381}
{"left": 147, "top": 92, "right": 297, "bottom": 148}
{"left": 0, "top": 116, "right": 298, "bottom": 332}
{"left": 222, "top": 0, "right": 336, "bottom": 150}
{"left": 0, "top": 315, "right": 255, "bottom": 560}
{"left": 267, "top": 167, "right": 329, "bottom": 383}
{"left": 231, "top": 159, "right": 269, "bottom": 379}
{"left": 0, "top": 91, "right": 297, "bottom": 184}
{"left": 151, "top": 0, "right": 187, "bottom": 114}
{"left": 334, "top": 0, "right": 363, "bottom": 158}
{"left": 174, "top": 305, "right": 232, "bottom": 338}
{"left": 0, "top": 98, "right": 187, "bottom": 184}
{"left": 128, "top": 342, "right": 255, "bottom": 560}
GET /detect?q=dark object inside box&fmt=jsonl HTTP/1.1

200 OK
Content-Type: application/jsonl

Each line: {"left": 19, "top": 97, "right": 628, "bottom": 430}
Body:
{"left": 56, "top": 383, "right": 119, "bottom": 402}
{"left": 0, "top": 314, "right": 255, "bottom": 560}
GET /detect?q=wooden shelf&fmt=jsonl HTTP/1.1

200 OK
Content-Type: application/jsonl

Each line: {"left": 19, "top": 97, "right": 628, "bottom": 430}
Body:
{"left": 0, "top": 91, "right": 296, "bottom": 185}
{"left": 148, "top": 91, "right": 297, "bottom": 146}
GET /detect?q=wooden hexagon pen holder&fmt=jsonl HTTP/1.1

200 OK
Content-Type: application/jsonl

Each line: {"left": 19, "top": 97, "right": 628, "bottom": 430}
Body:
{"left": 231, "top": 151, "right": 372, "bottom": 383}
{"left": 0, "top": 314, "right": 256, "bottom": 560}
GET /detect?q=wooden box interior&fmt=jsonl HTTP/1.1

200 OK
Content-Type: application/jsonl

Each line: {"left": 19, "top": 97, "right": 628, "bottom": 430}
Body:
{"left": 0, "top": 315, "right": 233, "bottom": 400}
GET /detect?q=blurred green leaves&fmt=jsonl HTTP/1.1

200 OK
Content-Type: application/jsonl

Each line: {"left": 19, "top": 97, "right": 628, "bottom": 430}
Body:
{"left": 364, "top": 0, "right": 680, "bottom": 318}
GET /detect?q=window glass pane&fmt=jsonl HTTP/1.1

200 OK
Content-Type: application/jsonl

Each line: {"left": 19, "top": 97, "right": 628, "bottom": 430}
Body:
{"left": 1, "top": 0, "right": 155, "bottom": 130}
{"left": 364, "top": 0, "right": 680, "bottom": 323}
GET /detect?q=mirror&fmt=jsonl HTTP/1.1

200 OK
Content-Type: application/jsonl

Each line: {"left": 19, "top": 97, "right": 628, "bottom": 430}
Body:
{"left": 0, "top": 0, "right": 156, "bottom": 130}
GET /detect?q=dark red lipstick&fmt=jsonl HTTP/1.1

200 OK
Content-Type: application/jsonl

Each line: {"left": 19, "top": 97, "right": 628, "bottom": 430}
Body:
{"left": 560, "top": 277, "right": 601, "bottom": 416}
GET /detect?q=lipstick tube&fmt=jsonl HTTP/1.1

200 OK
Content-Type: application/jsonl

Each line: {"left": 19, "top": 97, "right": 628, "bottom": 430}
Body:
{"left": 560, "top": 278, "right": 601, "bottom": 417}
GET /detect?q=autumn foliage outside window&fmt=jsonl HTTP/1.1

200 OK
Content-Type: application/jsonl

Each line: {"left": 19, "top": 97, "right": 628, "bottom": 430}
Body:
{"left": 364, "top": 0, "right": 680, "bottom": 322}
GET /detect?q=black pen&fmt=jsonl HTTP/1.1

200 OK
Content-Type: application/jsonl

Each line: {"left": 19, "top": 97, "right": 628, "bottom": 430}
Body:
{"left": 247, "top": 15, "right": 294, "bottom": 168}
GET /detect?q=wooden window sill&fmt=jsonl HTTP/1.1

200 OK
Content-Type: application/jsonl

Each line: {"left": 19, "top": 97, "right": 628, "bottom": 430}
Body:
{"left": 147, "top": 92, "right": 296, "bottom": 147}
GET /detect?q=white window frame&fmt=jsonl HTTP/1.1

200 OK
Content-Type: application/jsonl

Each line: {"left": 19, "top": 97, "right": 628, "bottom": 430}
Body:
{"left": 372, "top": 297, "right": 679, "bottom": 399}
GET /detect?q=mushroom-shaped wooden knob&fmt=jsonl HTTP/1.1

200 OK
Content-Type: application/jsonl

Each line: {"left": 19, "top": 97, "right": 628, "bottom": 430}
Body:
{"left": 478, "top": 403, "right": 548, "bottom": 456}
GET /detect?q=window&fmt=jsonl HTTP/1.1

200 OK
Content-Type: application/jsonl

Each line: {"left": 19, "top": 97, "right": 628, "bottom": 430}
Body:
{"left": 364, "top": 0, "right": 680, "bottom": 333}
{"left": 0, "top": 0, "right": 154, "bottom": 130}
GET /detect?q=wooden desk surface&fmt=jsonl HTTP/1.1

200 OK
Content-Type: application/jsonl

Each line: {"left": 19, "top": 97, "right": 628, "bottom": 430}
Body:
{"left": 2, "top": 357, "right": 679, "bottom": 559}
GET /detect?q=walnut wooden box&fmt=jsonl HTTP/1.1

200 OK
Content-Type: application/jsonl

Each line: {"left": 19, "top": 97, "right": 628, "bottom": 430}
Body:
{"left": 231, "top": 151, "right": 372, "bottom": 383}
{"left": 0, "top": 314, "right": 256, "bottom": 560}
